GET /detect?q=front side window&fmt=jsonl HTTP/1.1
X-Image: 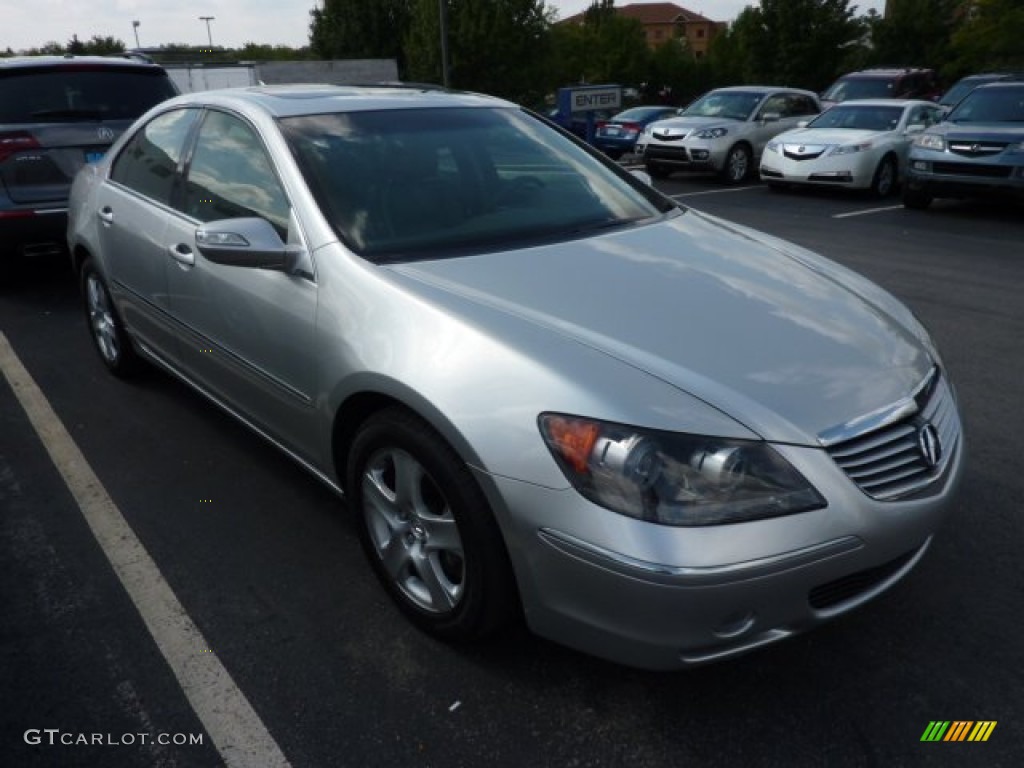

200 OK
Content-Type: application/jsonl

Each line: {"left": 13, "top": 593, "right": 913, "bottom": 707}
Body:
{"left": 281, "top": 107, "right": 672, "bottom": 262}
{"left": 184, "top": 110, "right": 290, "bottom": 238}
{"left": 111, "top": 108, "right": 198, "bottom": 205}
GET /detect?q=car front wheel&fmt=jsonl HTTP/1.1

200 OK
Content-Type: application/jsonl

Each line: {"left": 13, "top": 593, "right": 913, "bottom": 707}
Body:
{"left": 721, "top": 143, "right": 752, "bottom": 184}
{"left": 81, "top": 258, "right": 137, "bottom": 377}
{"left": 902, "top": 183, "right": 933, "bottom": 210}
{"left": 347, "top": 408, "right": 517, "bottom": 640}
{"left": 870, "top": 156, "right": 897, "bottom": 198}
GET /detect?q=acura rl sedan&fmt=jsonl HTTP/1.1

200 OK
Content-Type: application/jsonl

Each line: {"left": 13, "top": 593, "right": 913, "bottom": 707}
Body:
{"left": 67, "top": 85, "right": 963, "bottom": 669}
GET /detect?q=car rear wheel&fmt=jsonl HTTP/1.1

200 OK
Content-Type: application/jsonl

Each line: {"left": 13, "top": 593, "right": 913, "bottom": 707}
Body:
{"left": 870, "top": 156, "right": 897, "bottom": 198}
{"left": 347, "top": 407, "right": 517, "bottom": 640}
{"left": 81, "top": 258, "right": 137, "bottom": 377}
{"left": 902, "top": 184, "right": 933, "bottom": 210}
{"left": 721, "top": 144, "right": 752, "bottom": 184}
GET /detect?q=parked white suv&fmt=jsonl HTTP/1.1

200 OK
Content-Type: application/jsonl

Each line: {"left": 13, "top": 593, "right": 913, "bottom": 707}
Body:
{"left": 637, "top": 86, "right": 820, "bottom": 183}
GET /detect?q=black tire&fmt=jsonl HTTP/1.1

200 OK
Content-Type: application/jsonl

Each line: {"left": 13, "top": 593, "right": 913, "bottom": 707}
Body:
{"left": 645, "top": 162, "right": 671, "bottom": 180}
{"left": 870, "top": 156, "right": 897, "bottom": 198}
{"left": 347, "top": 407, "right": 518, "bottom": 641}
{"left": 902, "top": 184, "right": 933, "bottom": 210}
{"left": 721, "top": 143, "right": 752, "bottom": 184}
{"left": 80, "top": 257, "right": 137, "bottom": 377}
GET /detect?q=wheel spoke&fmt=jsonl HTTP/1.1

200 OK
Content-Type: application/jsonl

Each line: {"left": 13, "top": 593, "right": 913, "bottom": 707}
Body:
{"left": 380, "top": 533, "right": 412, "bottom": 581}
{"left": 361, "top": 466, "right": 403, "bottom": 531}
{"left": 412, "top": 549, "right": 459, "bottom": 611}
{"left": 391, "top": 450, "right": 426, "bottom": 512}
{"left": 422, "top": 515, "right": 462, "bottom": 554}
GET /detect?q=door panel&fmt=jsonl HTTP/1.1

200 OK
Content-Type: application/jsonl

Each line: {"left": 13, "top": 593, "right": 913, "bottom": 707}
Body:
{"left": 164, "top": 110, "right": 319, "bottom": 459}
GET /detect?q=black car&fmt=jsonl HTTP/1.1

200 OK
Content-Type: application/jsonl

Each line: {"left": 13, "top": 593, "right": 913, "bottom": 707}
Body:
{"left": 0, "top": 55, "right": 178, "bottom": 264}
{"left": 821, "top": 68, "right": 939, "bottom": 109}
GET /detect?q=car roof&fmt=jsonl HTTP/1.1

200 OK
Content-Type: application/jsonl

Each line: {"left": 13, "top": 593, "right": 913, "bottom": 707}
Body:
{"left": 839, "top": 68, "right": 933, "bottom": 79}
{"left": 0, "top": 54, "right": 165, "bottom": 73}
{"left": 973, "top": 81, "right": 1024, "bottom": 93}
{"left": 158, "top": 84, "right": 515, "bottom": 119}
{"left": 709, "top": 85, "right": 817, "bottom": 96}
{"left": 824, "top": 99, "right": 933, "bottom": 108}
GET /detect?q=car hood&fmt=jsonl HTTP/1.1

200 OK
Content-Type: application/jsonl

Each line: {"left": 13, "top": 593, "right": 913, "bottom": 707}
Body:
{"left": 928, "top": 122, "right": 1024, "bottom": 141}
{"left": 776, "top": 127, "right": 885, "bottom": 146}
{"left": 387, "top": 211, "right": 933, "bottom": 445}
{"left": 650, "top": 115, "right": 739, "bottom": 136}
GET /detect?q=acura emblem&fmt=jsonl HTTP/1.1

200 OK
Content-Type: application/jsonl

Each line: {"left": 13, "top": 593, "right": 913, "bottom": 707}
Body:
{"left": 917, "top": 424, "right": 942, "bottom": 468}
{"left": 97, "top": 126, "right": 115, "bottom": 141}
{"left": 971, "top": 144, "right": 981, "bottom": 154}
{"left": 797, "top": 146, "right": 805, "bottom": 153}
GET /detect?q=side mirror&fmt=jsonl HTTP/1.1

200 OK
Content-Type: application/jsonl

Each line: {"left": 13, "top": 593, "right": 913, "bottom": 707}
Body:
{"left": 760, "top": 112, "right": 781, "bottom": 123}
{"left": 905, "top": 124, "right": 925, "bottom": 134}
{"left": 797, "top": 120, "right": 810, "bottom": 129}
{"left": 195, "top": 217, "right": 297, "bottom": 271}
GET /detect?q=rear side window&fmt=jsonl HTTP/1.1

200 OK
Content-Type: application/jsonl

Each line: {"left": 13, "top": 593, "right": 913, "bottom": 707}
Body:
{"left": 0, "top": 67, "right": 178, "bottom": 124}
{"left": 111, "top": 109, "right": 198, "bottom": 205}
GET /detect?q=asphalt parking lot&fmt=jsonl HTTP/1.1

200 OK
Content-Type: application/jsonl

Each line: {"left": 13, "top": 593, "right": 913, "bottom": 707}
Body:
{"left": 2, "top": 177, "right": 1022, "bottom": 767}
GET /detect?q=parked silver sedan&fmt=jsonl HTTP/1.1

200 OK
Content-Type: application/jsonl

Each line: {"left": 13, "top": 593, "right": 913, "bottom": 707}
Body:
{"left": 67, "top": 85, "right": 963, "bottom": 669}
{"left": 760, "top": 99, "right": 944, "bottom": 196}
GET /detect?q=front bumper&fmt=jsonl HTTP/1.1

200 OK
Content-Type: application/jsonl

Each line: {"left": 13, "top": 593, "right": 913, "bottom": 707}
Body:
{"left": 905, "top": 149, "right": 1024, "bottom": 198}
{"left": 641, "top": 139, "right": 728, "bottom": 172}
{"left": 760, "top": 149, "right": 877, "bottom": 189}
{"left": 478, "top": 432, "right": 964, "bottom": 670}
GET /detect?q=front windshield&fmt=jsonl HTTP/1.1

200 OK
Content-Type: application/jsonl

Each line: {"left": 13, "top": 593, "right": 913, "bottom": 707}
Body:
{"left": 281, "top": 107, "right": 672, "bottom": 261}
{"left": 947, "top": 87, "right": 1024, "bottom": 123}
{"left": 823, "top": 78, "right": 894, "bottom": 103}
{"left": 808, "top": 104, "right": 903, "bottom": 131}
{"left": 681, "top": 91, "right": 764, "bottom": 121}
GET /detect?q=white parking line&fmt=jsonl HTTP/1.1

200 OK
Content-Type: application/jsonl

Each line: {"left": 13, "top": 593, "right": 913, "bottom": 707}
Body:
{"left": 833, "top": 205, "right": 904, "bottom": 219}
{"left": 0, "top": 332, "right": 290, "bottom": 768}
{"left": 669, "top": 185, "right": 762, "bottom": 198}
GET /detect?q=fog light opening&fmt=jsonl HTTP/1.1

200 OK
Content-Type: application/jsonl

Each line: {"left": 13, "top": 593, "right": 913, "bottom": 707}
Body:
{"left": 713, "top": 610, "right": 757, "bottom": 639}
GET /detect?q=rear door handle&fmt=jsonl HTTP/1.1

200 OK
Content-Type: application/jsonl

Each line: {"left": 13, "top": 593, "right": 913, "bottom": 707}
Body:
{"left": 169, "top": 243, "right": 195, "bottom": 267}
{"left": 98, "top": 207, "right": 114, "bottom": 225}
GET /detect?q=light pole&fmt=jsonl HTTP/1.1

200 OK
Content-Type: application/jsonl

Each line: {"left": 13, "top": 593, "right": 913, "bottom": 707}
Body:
{"left": 199, "top": 16, "right": 215, "bottom": 47}
{"left": 132, "top": 20, "right": 140, "bottom": 48}
{"left": 438, "top": 1, "right": 450, "bottom": 88}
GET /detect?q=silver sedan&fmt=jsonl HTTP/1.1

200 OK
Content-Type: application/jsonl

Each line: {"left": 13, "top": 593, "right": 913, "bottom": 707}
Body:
{"left": 67, "top": 85, "right": 963, "bottom": 669}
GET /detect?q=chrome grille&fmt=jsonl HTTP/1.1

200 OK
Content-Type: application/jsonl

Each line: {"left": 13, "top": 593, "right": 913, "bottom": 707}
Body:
{"left": 826, "top": 373, "right": 960, "bottom": 500}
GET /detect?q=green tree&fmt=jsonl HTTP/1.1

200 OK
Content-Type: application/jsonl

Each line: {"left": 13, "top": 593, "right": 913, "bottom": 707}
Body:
{"left": 310, "top": 0, "right": 412, "bottom": 71}
{"left": 950, "top": 0, "right": 1024, "bottom": 73}
{"left": 868, "top": 0, "right": 959, "bottom": 72}
{"left": 81, "top": 36, "right": 126, "bottom": 55}
{"left": 238, "top": 43, "right": 313, "bottom": 61}
{"left": 725, "top": 0, "right": 866, "bottom": 91}
{"left": 406, "top": 0, "right": 553, "bottom": 105}
{"left": 546, "top": 0, "right": 648, "bottom": 89}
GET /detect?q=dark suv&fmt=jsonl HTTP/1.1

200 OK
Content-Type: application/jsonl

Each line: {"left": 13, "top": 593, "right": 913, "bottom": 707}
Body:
{"left": 821, "top": 68, "right": 939, "bottom": 109}
{"left": 0, "top": 56, "right": 178, "bottom": 262}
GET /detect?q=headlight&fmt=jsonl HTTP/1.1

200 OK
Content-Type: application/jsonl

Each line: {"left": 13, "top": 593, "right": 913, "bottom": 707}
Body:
{"left": 914, "top": 134, "right": 945, "bottom": 151}
{"left": 830, "top": 142, "right": 873, "bottom": 156}
{"left": 694, "top": 127, "right": 728, "bottom": 140}
{"left": 538, "top": 414, "right": 826, "bottom": 526}
{"left": 765, "top": 141, "right": 779, "bottom": 154}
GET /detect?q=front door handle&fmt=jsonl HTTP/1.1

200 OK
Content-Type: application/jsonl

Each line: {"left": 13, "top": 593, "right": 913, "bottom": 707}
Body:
{"left": 98, "top": 207, "right": 114, "bottom": 225}
{"left": 169, "top": 243, "right": 195, "bottom": 267}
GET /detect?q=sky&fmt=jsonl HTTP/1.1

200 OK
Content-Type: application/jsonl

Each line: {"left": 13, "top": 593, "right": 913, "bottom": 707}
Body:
{"left": 3, "top": 1, "right": 886, "bottom": 54}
